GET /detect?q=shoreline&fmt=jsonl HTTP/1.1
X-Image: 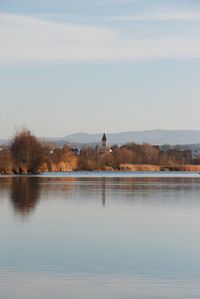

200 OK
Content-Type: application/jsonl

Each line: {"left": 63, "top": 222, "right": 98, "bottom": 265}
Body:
{"left": 1, "top": 170, "right": 200, "bottom": 178}
{"left": 1, "top": 165, "right": 200, "bottom": 176}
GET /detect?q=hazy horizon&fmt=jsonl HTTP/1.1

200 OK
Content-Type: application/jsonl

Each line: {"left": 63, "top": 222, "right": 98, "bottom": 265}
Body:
{"left": 3, "top": 129, "right": 200, "bottom": 148}
{"left": 3, "top": 128, "right": 200, "bottom": 140}
{"left": 1, "top": 0, "right": 200, "bottom": 138}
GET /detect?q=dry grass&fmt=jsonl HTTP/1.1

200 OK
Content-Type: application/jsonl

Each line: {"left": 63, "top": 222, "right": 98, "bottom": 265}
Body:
{"left": 119, "top": 164, "right": 200, "bottom": 172}
{"left": 49, "top": 158, "right": 78, "bottom": 172}
{"left": 119, "top": 164, "right": 161, "bottom": 171}
{"left": 166, "top": 165, "right": 200, "bottom": 172}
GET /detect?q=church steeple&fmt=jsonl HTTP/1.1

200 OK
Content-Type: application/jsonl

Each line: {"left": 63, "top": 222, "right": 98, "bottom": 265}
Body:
{"left": 102, "top": 133, "right": 107, "bottom": 147}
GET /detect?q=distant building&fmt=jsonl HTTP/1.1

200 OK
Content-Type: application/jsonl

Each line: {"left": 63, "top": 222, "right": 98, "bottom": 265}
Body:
{"left": 192, "top": 148, "right": 200, "bottom": 159}
{"left": 72, "top": 147, "right": 81, "bottom": 155}
{"left": 97, "top": 133, "right": 112, "bottom": 153}
{"left": 101, "top": 133, "right": 107, "bottom": 148}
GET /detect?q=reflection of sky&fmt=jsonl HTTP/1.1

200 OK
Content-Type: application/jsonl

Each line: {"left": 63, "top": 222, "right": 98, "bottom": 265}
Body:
{"left": 1, "top": 272, "right": 200, "bottom": 299}
{"left": 0, "top": 177, "right": 200, "bottom": 278}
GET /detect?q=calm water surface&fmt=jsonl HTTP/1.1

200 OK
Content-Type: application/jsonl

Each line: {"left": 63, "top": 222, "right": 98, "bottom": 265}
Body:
{"left": 1, "top": 172, "right": 200, "bottom": 298}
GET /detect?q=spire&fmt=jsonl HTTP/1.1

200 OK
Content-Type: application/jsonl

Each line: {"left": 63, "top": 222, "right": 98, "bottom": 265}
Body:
{"left": 102, "top": 133, "right": 107, "bottom": 142}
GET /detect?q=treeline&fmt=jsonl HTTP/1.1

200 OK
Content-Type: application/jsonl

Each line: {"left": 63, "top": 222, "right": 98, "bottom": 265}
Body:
{"left": 0, "top": 129, "right": 78, "bottom": 174}
{"left": 0, "top": 128, "right": 199, "bottom": 174}
{"left": 78, "top": 143, "right": 193, "bottom": 171}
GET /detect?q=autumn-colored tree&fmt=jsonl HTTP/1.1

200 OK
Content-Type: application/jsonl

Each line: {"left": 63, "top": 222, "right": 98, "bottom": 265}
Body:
{"left": 140, "top": 144, "right": 160, "bottom": 164}
{"left": 78, "top": 147, "right": 98, "bottom": 170}
{"left": 0, "top": 147, "right": 12, "bottom": 174}
{"left": 10, "top": 128, "right": 44, "bottom": 173}
{"left": 50, "top": 144, "right": 74, "bottom": 164}
{"left": 112, "top": 147, "right": 133, "bottom": 168}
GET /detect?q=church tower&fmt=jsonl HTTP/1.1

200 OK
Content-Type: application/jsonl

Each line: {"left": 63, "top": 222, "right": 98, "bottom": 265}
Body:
{"left": 102, "top": 133, "right": 107, "bottom": 147}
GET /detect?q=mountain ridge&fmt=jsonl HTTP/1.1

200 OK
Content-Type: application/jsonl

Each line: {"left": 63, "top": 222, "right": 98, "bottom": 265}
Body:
{"left": 2, "top": 130, "right": 200, "bottom": 146}
{"left": 61, "top": 129, "right": 200, "bottom": 145}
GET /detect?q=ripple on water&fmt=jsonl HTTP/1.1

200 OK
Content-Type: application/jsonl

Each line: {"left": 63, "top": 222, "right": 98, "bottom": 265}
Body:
{"left": 0, "top": 271, "right": 200, "bottom": 299}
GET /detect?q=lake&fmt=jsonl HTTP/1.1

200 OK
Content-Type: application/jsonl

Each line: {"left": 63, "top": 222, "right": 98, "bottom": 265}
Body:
{"left": 1, "top": 172, "right": 200, "bottom": 298}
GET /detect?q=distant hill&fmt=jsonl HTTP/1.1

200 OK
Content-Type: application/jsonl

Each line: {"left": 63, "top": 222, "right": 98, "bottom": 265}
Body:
{"left": 2, "top": 130, "right": 200, "bottom": 147}
{"left": 60, "top": 130, "right": 200, "bottom": 146}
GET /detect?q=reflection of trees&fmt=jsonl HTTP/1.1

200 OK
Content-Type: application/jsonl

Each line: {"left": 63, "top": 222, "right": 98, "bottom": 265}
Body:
{"left": 101, "top": 178, "right": 107, "bottom": 207}
{"left": 10, "top": 177, "right": 40, "bottom": 215}
{"left": 7, "top": 176, "right": 200, "bottom": 217}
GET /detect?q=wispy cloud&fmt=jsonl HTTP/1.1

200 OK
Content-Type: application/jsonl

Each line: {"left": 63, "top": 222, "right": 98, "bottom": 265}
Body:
{"left": 1, "top": 13, "right": 200, "bottom": 65}
{"left": 110, "top": 11, "right": 200, "bottom": 22}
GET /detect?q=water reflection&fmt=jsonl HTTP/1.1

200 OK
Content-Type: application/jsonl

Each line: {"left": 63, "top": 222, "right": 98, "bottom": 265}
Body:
{"left": 101, "top": 178, "right": 107, "bottom": 207}
{"left": 10, "top": 177, "right": 40, "bottom": 215}
{"left": 1, "top": 175, "right": 200, "bottom": 286}
{"left": 1, "top": 175, "right": 200, "bottom": 217}
{"left": 1, "top": 273, "right": 200, "bottom": 299}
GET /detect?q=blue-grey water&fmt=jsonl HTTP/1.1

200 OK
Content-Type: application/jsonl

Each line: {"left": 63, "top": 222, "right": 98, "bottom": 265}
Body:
{"left": 1, "top": 172, "right": 200, "bottom": 298}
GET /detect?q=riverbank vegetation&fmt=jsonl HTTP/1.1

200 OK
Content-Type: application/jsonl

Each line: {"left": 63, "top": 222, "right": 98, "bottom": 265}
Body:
{"left": 0, "top": 128, "right": 200, "bottom": 174}
{"left": 0, "top": 129, "right": 78, "bottom": 174}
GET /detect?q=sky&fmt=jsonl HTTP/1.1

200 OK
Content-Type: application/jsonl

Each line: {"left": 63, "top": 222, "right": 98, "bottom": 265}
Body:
{"left": 1, "top": 0, "right": 200, "bottom": 138}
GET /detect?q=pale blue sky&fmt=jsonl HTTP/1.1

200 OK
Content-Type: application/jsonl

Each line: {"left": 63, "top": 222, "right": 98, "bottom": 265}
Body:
{"left": 1, "top": 0, "right": 200, "bottom": 138}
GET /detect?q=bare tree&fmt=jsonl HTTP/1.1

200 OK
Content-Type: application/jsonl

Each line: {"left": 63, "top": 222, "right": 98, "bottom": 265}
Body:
{"left": 0, "top": 146, "right": 12, "bottom": 174}
{"left": 10, "top": 128, "right": 44, "bottom": 173}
